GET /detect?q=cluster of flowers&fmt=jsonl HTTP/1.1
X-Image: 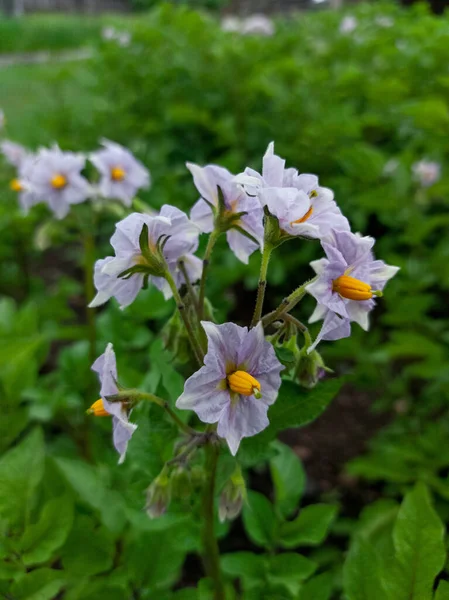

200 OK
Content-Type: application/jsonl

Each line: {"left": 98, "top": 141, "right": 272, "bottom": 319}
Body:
{"left": 84, "top": 142, "right": 399, "bottom": 463}
{"left": 1, "top": 138, "right": 150, "bottom": 218}
{"left": 221, "top": 14, "right": 275, "bottom": 37}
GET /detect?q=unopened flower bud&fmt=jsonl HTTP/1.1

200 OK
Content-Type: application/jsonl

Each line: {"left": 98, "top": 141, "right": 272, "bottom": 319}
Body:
{"left": 170, "top": 466, "right": 191, "bottom": 500}
{"left": 145, "top": 468, "right": 171, "bottom": 519}
{"left": 295, "top": 348, "right": 329, "bottom": 389}
{"left": 219, "top": 465, "right": 246, "bottom": 523}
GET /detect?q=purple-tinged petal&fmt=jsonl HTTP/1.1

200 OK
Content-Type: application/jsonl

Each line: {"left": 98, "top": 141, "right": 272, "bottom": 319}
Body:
{"left": 262, "top": 142, "right": 285, "bottom": 187}
{"left": 217, "top": 398, "right": 270, "bottom": 455}
{"left": 201, "top": 321, "right": 243, "bottom": 375}
{"left": 308, "top": 311, "right": 351, "bottom": 352}
{"left": 191, "top": 198, "right": 214, "bottom": 233}
{"left": 176, "top": 365, "right": 229, "bottom": 422}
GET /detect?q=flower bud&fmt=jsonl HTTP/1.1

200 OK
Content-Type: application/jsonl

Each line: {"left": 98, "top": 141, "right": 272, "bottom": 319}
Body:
{"left": 219, "top": 466, "right": 246, "bottom": 523}
{"left": 295, "top": 348, "right": 329, "bottom": 389}
{"left": 145, "top": 468, "right": 171, "bottom": 519}
{"left": 170, "top": 466, "right": 191, "bottom": 500}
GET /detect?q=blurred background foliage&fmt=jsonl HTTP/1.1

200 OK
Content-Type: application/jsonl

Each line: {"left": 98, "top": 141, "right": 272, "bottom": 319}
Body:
{"left": 1, "top": 1, "right": 449, "bottom": 598}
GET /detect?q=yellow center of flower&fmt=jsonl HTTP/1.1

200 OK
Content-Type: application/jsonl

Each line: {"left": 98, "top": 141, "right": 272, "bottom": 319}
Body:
{"left": 291, "top": 205, "right": 313, "bottom": 225}
{"left": 51, "top": 174, "right": 67, "bottom": 189}
{"left": 332, "top": 275, "right": 373, "bottom": 301}
{"left": 227, "top": 371, "right": 262, "bottom": 398}
{"left": 10, "top": 178, "right": 23, "bottom": 192}
{"left": 87, "top": 398, "right": 110, "bottom": 417}
{"left": 111, "top": 166, "right": 126, "bottom": 181}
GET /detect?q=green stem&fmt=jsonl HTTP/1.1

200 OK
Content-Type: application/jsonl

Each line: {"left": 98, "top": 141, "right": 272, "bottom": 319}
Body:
{"left": 138, "top": 391, "right": 198, "bottom": 436}
{"left": 261, "top": 276, "right": 318, "bottom": 329}
{"left": 83, "top": 232, "right": 97, "bottom": 366}
{"left": 201, "top": 441, "right": 226, "bottom": 600}
{"left": 199, "top": 229, "right": 220, "bottom": 320}
{"left": 251, "top": 242, "right": 274, "bottom": 328}
{"left": 178, "top": 258, "right": 200, "bottom": 318}
{"left": 165, "top": 271, "right": 204, "bottom": 366}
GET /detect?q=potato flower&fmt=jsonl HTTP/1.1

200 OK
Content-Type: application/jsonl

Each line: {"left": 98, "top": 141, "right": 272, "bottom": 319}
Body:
{"left": 188, "top": 162, "right": 264, "bottom": 264}
{"left": 90, "top": 205, "right": 201, "bottom": 309}
{"left": 28, "top": 146, "right": 92, "bottom": 219}
{"left": 89, "top": 343, "right": 137, "bottom": 464}
{"left": 306, "top": 230, "right": 399, "bottom": 351}
{"left": 90, "top": 139, "right": 150, "bottom": 206}
{"left": 235, "top": 142, "right": 349, "bottom": 240}
{"left": 176, "top": 322, "right": 283, "bottom": 455}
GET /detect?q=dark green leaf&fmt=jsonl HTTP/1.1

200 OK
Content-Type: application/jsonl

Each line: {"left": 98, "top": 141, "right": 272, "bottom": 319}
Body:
{"left": 298, "top": 571, "right": 334, "bottom": 600}
{"left": 269, "top": 441, "right": 305, "bottom": 519}
{"left": 344, "top": 537, "right": 386, "bottom": 600}
{"left": 435, "top": 581, "right": 449, "bottom": 600}
{"left": 242, "top": 491, "right": 277, "bottom": 550}
{"left": 10, "top": 568, "right": 65, "bottom": 600}
{"left": 279, "top": 504, "right": 338, "bottom": 549}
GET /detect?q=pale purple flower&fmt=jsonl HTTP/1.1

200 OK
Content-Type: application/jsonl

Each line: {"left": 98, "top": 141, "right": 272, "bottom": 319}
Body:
{"left": 236, "top": 142, "right": 349, "bottom": 240}
{"left": 90, "top": 139, "right": 150, "bottom": 206}
{"left": 176, "top": 322, "right": 283, "bottom": 455}
{"left": 241, "top": 15, "right": 275, "bottom": 37}
{"left": 221, "top": 16, "right": 241, "bottom": 33}
{"left": 383, "top": 158, "right": 399, "bottom": 177}
{"left": 306, "top": 230, "right": 399, "bottom": 351}
{"left": 412, "top": 160, "right": 441, "bottom": 188}
{"left": 91, "top": 343, "right": 137, "bottom": 464}
{"left": 376, "top": 16, "right": 394, "bottom": 28}
{"left": 90, "top": 205, "right": 200, "bottom": 309}
{"left": 188, "top": 162, "right": 264, "bottom": 264}
{"left": 28, "top": 146, "right": 91, "bottom": 219}
{"left": 340, "top": 16, "right": 358, "bottom": 34}
{"left": 12, "top": 154, "right": 39, "bottom": 215}
{"left": 1, "top": 140, "right": 29, "bottom": 168}
{"left": 101, "top": 26, "right": 117, "bottom": 41}
{"left": 0, "top": 109, "right": 5, "bottom": 131}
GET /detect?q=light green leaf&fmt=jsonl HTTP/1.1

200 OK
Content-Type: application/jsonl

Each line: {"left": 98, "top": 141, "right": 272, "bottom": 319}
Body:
{"left": 10, "top": 568, "right": 65, "bottom": 600}
{"left": 344, "top": 537, "right": 386, "bottom": 600}
{"left": 61, "top": 515, "right": 115, "bottom": 577}
{"left": 221, "top": 552, "right": 265, "bottom": 584}
{"left": 242, "top": 492, "right": 277, "bottom": 550}
{"left": 382, "top": 483, "right": 446, "bottom": 600}
{"left": 435, "top": 581, "right": 449, "bottom": 600}
{"left": 267, "top": 553, "right": 317, "bottom": 596}
{"left": 0, "top": 428, "right": 45, "bottom": 527}
{"left": 20, "top": 495, "right": 74, "bottom": 566}
{"left": 269, "top": 441, "right": 305, "bottom": 519}
{"left": 298, "top": 571, "right": 334, "bottom": 600}
{"left": 54, "top": 457, "right": 125, "bottom": 533}
{"left": 279, "top": 504, "right": 338, "bottom": 549}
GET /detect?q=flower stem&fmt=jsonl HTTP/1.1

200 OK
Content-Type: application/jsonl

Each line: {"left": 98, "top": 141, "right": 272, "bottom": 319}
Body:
{"left": 178, "top": 258, "right": 200, "bottom": 317}
{"left": 201, "top": 441, "right": 226, "bottom": 600}
{"left": 199, "top": 229, "right": 220, "bottom": 320}
{"left": 136, "top": 391, "right": 199, "bottom": 436}
{"left": 165, "top": 270, "right": 204, "bottom": 366}
{"left": 83, "top": 231, "right": 97, "bottom": 366}
{"left": 262, "top": 276, "right": 317, "bottom": 329}
{"left": 251, "top": 242, "right": 274, "bottom": 328}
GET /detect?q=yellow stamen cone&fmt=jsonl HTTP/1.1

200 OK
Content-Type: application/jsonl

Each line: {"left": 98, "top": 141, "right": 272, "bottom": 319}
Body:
{"left": 10, "top": 178, "right": 23, "bottom": 192}
{"left": 332, "top": 275, "right": 373, "bottom": 301}
{"left": 227, "top": 371, "right": 262, "bottom": 398}
{"left": 51, "top": 174, "right": 67, "bottom": 189}
{"left": 87, "top": 398, "right": 110, "bottom": 417}
{"left": 111, "top": 166, "right": 126, "bottom": 181}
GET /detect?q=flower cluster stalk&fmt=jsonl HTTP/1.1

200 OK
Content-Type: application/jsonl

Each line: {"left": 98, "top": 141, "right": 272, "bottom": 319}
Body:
{"left": 83, "top": 231, "right": 97, "bottom": 366}
{"left": 199, "top": 229, "right": 220, "bottom": 320}
{"left": 262, "top": 276, "right": 317, "bottom": 329}
{"left": 201, "top": 440, "right": 226, "bottom": 600}
{"left": 251, "top": 241, "right": 274, "bottom": 327}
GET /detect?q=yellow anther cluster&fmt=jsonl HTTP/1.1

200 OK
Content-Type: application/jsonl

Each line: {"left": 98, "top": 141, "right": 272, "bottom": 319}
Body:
{"left": 227, "top": 370, "right": 262, "bottom": 398}
{"left": 111, "top": 166, "right": 126, "bottom": 181}
{"left": 87, "top": 398, "right": 110, "bottom": 417}
{"left": 10, "top": 179, "right": 23, "bottom": 192}
{"left": 51, "top": 174, "right": 67, "bottom": 189}
{"left": 332, "top": 275, "right": 373, "bottom": 301}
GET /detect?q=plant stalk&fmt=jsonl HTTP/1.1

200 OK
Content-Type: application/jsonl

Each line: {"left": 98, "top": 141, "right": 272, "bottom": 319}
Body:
{"left": 261, "top": 276, "right": 318, "bottom": 329}
{"left": 199, "top": 229, "right": 220, "bottom": 320}
{"left": 251, "top": 242, "right": 273, "bottom": 328}
{"left": 165, "top": 270, "right": 204, "bottom": 366}
{"left": 201, "top": 441, "right": 226, "bottom": 600}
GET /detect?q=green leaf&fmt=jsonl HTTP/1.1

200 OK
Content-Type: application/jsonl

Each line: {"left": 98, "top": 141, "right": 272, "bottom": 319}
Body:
{"left": 267, "top": 553, "right": 317, "bottom": 596}
{"left": 0, "top": 428, "right": 45, "bottom": 527}
{"left": 298, "top": 571, "right": 334, "bottom": 600}
{"left": 382, "top": 483, "right": 446, "bottom": 600}
{"left": 269, "top": 441, "right": 305, "bottom": 519}
{"left": 20, "top": 495, "right": 74, "bottom": 566}
{"left": 242, "top": 491, "right": 277, "bottom": 550}
{"left": 240, "top": 379, "right": 342, "bottom": 459}
{"left": 221, "top": 552, "right": 265, "bottom": 584}
{"left": 149, "top": 338, "right": 185, "bottom": 401}
{"left": 10, "top": 568, "right": 65, "bottom": 600}
{"left": 279, "top": 504, "right": 338, "bottom": 549}
{"left": 344, "top": 537, "right": 386, "bottom": 600}
{"left": 61, "top": 515, "right": 115, "bottom": 577}
{"left": 435, "top": 581, "right": 449, "bottom": 600}
{"left": 54, "top": 457, "right": 125, "bottom": 533}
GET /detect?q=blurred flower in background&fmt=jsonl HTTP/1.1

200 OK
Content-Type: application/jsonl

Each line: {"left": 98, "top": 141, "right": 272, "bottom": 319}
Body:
{"left": 221, "top": 14, "right": 275, "bottom": 36}
{"left": 340, "top": 15, "right": 358, "bottom": 34}
{"left": 412, "top": 159, "right": 441, "bottom": 188}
